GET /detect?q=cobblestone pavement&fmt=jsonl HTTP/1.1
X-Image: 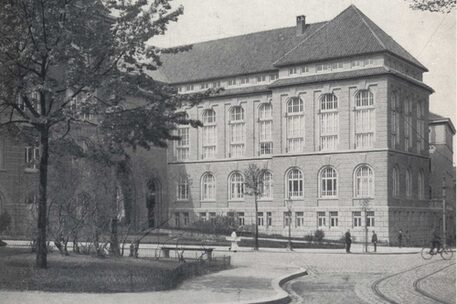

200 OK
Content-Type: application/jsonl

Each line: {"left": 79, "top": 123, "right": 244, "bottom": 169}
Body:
{"left": 417, "top": 264, "right": 456, "bottom": 304}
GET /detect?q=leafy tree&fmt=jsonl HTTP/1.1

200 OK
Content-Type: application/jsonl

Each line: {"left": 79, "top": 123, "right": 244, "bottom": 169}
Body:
{"left": 406, "top": 0, "right": 456, "bottom": 13}
{"left": 243, "top": 164, "right": 267, "bottom": 251}
{"left": 0, "top": 0, "right": 205, "bottom": 268}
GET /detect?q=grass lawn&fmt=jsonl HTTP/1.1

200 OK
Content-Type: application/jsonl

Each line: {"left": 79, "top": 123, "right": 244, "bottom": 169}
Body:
{"left": 0, "top": 248, "right": 229, "bottom": 293}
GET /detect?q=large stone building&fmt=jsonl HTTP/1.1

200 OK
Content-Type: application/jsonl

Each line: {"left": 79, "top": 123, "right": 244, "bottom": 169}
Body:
{"left": 154, "top": 5, "right": 453, "bottom": 243}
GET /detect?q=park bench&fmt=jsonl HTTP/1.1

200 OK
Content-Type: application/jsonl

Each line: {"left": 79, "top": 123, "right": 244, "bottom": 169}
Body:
{"left": 160, "top": 246, "right": 214, "bottom": 262}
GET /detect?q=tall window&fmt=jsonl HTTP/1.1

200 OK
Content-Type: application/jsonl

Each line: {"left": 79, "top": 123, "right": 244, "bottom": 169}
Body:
{"left": 417, "top": 100, "right": 425, "bottom": 152}
{"left": 319, "top": 94, "right": 338, "bottom": 151}
{"left": 229, "top": 172, "right": 244, "bottom": 200}
{"left": 237, "top": 212, "right": 245, "bottom": 225}
{"left": 229, "top": 106, "right": 245, "bottom": 157}
{"left": 286, "top": 97, "right": 304, "bottom": 153}
{"left": 176, "top": 126, "right": 190, "bottom": 161}
{"left": 330, "top": 211, "right": 338, "bottom": 227}
{"left": 418, "top": 170, "right": 425, "bottom": 200}
{"left": 404, "top": 97, "right": 412, "bottom": 150}
{"left": 257, "top": 212, "right": 264, "bottom": 226}
{"left": 260, "top": 171, "right": 273, "bottom": 199}
{"left": 320, "top": 167, "right": 337, "bottom": 198}
{"left": 354, "top": 165, "right": 374, "bottom": 198}
{"left": 0, "top": 138, "right": 5, "bottom": 169}
{"left": 202, "top": 109, "right": 217, "bottom": 159}
{"left": 354, "top": 90, "right": 375, "bottom": 148}
{"left": 25, "top": 144, "right": 40, "bottom": 170}
{"left": 367, "top": 211, "right": 375, "bottom": 227}
{"left": 392, "top": 167, "right": 399, "bottom": 197}
{"left": 258, "top": 103, "right": 273, "bottom": 155}
{"left": 353, "top": 211, "right": 362, "bottom": 227}
{"left": 177, "top": 176, "right": 189, "bottom": 200}
{"left": 183, "top": 212, "right": 189, "bottom": 226}
{"left": 406, "top": 169, "right": 412, "bottom": 198}
{"left": 317, "top": 211, "right": 326, "bottom": 228}
{"left": 266, "top": 212, "right": 272, "bottom": 227}
{"left": 201, "top": 172, "right": 215, "bottom": 201}
{"left": 287, "top": 168, "right": 303, "bottom": 198}
{"left": 295, "top": 212, "right": 304, "bottom": 227}
{"left": 390, "top": 91, "right": 400, "bottom": 148}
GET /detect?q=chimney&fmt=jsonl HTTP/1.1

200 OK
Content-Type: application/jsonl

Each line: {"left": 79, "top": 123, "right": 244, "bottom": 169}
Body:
{"left": 296, "top": 15, "right": 306, "bottom": 35}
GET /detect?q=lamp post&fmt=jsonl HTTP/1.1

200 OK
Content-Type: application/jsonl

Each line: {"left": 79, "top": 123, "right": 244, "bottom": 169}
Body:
{"left": 286, "top": 196, "right": 293, "bottom": 251}
{"left": 361, "top": 199, "right": 370, "bottom": 253}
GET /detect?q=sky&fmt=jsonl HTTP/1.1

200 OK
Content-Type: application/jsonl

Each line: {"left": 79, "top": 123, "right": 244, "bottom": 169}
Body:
{"left": 152, "top": 0, "right": 456, "bottom": 160}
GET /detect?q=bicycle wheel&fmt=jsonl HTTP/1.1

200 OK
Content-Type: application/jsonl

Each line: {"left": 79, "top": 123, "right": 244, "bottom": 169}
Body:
{"left": 440, "top": 248, "right": 454, "bottom": 260}
{"left": 421, "top": 247, "right": 433, "bottom": 260}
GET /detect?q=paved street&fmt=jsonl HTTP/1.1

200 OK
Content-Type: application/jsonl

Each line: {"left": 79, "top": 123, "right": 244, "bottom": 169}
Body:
{"left": 0, "top": 246, "right": 455, "bottom": 304}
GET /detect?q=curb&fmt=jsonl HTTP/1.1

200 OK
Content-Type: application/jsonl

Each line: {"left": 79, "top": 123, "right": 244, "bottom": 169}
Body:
{"left": 237, "top": 268, "right": 308, "bottom": 304}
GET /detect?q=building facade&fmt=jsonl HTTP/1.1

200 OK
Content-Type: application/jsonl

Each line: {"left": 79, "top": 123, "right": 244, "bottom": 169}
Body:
{"left": 158, "top": 5, "right": 444, "bottom": 243}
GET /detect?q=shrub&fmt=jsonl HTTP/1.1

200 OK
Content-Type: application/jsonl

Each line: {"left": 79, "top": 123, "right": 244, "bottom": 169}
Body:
{"left": 0, "top": 211, "right": 11, "bottom": 234}
{"left": 314, "top": 229, "right": 325, "bottom": 243}
{"left": 304, "top": 234, "right": 314, "bottom": 242}
{"left": 190, "top": 215, "right": 240, "bottom": 236}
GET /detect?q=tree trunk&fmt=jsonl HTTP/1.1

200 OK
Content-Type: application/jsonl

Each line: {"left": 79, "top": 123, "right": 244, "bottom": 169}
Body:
{"left": 36, "top": 126, "right": 50, "bottom": 268}
{"left": 254, "top": 193, "right": 259, "bottom": 251}
{"left": 110, "top": 218, "right": 120, "bottom": 256}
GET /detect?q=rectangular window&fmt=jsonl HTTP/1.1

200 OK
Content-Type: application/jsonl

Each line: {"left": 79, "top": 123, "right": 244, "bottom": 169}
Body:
{"left": 25, "top": 144, "right": 40, "bottom": 170}
{"left": 211, "top": 81, "right": 220, "bottom": 88}
{"left": 240, "top": 77, "right": 249, "bottom": 84}
{"left": 200, "top": 83, "right": 209, "bottom": 90}
{"left": 351, "top": 60, "right": 361, "bottom": 68}
{"left": 176, "top": 127, "right": 190, "bottom": 161}
{"left": 183, "top": 212, "right": 189, "bottom": 226}
{"left": 367, "top": 211, "right": 375, "bottom": 227}
{"left": 317, "top": 211, "right": 326, "bottom": 228}
{"left": 390, "top": 93, "right": 400, "bottom": 148}
{"left": 353, "top": 211, "right": 362, "bottom": 227}
{"left": 174, "top": 212, "right": 180, "bottom": 227}
{"left": 257, "top": 212, "right": 264, "bottom": 226}
{"left": 417, "top": 101, "right": 425, "bottom": 152}
{"left": 286, "top": 115, "right": 304, "bottom": 152}
{"left": 199, "top": 212, "right": 207, "bottom": 221}
{"left": 186, "top": 84, "right": 194, "bottom": 91}
{"left": 269, "top": 73, "right": 278, "bottom": 81}
{"left": 237, "top": 212, "right": 245, "bottom": 226}
{"left": 295, "top": 212, "right": 304, "bottom": 227}
{"left": 355, "top": 108, "right": 375, "bottom": 148}
{"left": 330, "top": 211, "right": 338, "bottom": 227}
{"left": 289, "top": 67, "right": 298, "bottom": 75}
{"left": 266, "top": 212, "right": 272, "bottom": 227}
{"left": 316, "top": 64, "right": 323, "bottom": 71}
{"left": 404, "top": 99, "right": 412, "bottom": 150}
{"left": 177, "top": 177, "right": 189, "bottom": 200}
{"left": 209, "top": 212, "right": 216, "bottom": 222}
{"left": 301, "top": 66, "right": 309, "bottom": 73}
{"left": 227, "top": 212, "right": 235, "bottom": 225}
{"left": 319, "top": 111, "right": 338, "bottom": 151}
{"left": 259, "top": 118, "right": 273, "bottom": 155}
{"left": 256, "top": 75, "right": 266, "bottom": 83}
{"left": 230, "top": 122, "right": 245, "bottom": 157}
{"left": 202, "top": 124, "right": 216, "bottom": 159}
{"left": 228, "top": 79, "right": 236, "bottom": 86}
{"left": 284, "top": 212, "right": 291, "bottom": 227}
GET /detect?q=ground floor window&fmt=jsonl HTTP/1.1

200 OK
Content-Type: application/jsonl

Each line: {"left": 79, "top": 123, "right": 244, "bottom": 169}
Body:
{"left": 353, "top": 211, "right": 362, "bottom": 227}
{"left": 283, "top": 212, "right": 291, "bottom": 227}
{"left": 209, "top": 212, "right": 216, "bottom": 222}
{"left": 295, "top": 212, "right": 304, "bottom": 227}
{"left": 330, "top": 211, "right": 338, "bottom": 227}
{"left": 257, "top": 212, "right": 264, "bottom": 226}
{"left": 266, "top": 212, "right": 272, "bottom": 227}
{"left": 317, "top": 211, "right": 326, "bottom": 228}
{"left": 174, "top": 212, "right": 180, "bottom": 227}
{"left": 199, "top": 212, "right": 207, "bottom": 221}
{"left": 367, "top": 211, "right": 375, "bottom": 227}
{"left": 237, "top": 212, "right": 245, "bottom": 226}
{"left": 183, "top": 212, "right": 189, "bottom": 226}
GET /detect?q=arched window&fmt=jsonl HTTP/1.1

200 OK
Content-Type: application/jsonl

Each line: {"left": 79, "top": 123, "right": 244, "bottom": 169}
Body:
{"left": 320, "top": 167, "right": 337, "bottom": 198}
{"left": 260, "top": 171, "right": 273, "bottom": 199}
{"left": 418, "top": 170, "right": 425, "bottom": 200}
{"left": 286, "top": 97, "right": 304, "bottom": 153}
{"left": 201, "top": 172, "right": 216, "bottom": 200}
{"left": 177, "top": 176, "right": 189, "bottom": 200}
{"left": 417, "top": 100, "right": 426, "bottom": 152}
{"left": 354, "top": 165, "right": 374, "bottom": 198}
{"left": 406, "top": 169, "right": 412, "bottom": 197}
{"left": 354, "top": 90, "right": 375, "bottom": 148}
{"left": 392, "top": 167, "right": 399, "bottom": 197}
{"left": 319, "top": 94, "right": 338, "bottom": 151}
{"left": 176, "top": 114, "right": 190, "bottom": 161}
{"left": 229, "top": 106, "right": 245, "bottom": 157}
{"left": 258, "top": 103, "right": 273, "bottom": 155}
{"left": 229, "top": 172, "right": 244, "bottom": 200}
{"left": 404, "top": 97, "right": 412, "bottom": 150}
{"left": 287, "top": 168, "right": 303, "bottom": 198}
{"left": 202, "top": 109, "right": 216, "bottom": 159}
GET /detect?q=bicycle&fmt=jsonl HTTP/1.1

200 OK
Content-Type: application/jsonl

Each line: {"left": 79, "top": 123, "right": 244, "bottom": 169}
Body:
{"left": 421, "top": 245, "right": 454, "bottom": 260}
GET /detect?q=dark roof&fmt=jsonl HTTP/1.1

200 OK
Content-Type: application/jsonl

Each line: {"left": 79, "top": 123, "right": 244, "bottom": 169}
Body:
{"left": 429, "top": 112, "right": 456, "bottom": 134}
{"left": 269, "top": 67, "right": 433, "bottom": 92}
{"left": 157, "top": 22, "right": 326, "bottom": 84}
{"left": 156, "top": 5, "right": 426, "bottom": 84}
{"left": 274, "top": 5, "right": 426, "bottom": 70}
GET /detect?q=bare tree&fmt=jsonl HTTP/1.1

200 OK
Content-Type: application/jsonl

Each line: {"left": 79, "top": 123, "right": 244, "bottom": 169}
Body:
{"left": 406, "top": 0, "right": 456, "bottom": 13}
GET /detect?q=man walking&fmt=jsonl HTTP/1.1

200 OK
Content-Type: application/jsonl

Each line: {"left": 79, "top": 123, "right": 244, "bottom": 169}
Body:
{"left": 398, "top": 229, "right": 403, "bottom": 248}
{"left": 371, "top": 230, "right": 378, "bottom": 252}
{"left": 345, "top": 229, "right": 352, "bottom": 253}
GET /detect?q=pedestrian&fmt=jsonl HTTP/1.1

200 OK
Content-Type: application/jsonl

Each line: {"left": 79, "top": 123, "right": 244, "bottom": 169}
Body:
{"left": 345, "top": 229, "right": 352, "bottom": 253}
{"left": 371, "top": 230, "right": 378, "bottom": 252}
{"left": 398, "top": 229, "right": 403, "bottom": 248}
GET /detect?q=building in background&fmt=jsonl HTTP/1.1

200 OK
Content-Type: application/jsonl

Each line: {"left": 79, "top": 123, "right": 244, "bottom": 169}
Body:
{"left": 157, "top": 5, "right": 450, "bottom": 244}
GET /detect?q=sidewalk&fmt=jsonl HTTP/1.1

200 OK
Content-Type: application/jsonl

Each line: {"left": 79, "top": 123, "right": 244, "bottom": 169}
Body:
{"left": 0, "top": 241, "right": 426, "bottom": 304}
